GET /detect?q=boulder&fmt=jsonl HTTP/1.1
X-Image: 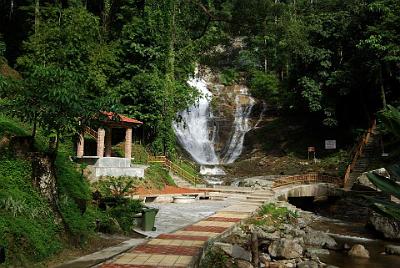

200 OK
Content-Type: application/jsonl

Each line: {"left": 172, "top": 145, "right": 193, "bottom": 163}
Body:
{"left": 214, "top": 242, "right": 252, "bottom": 262}
{"left": 303, "top": 229, "right": 337, "bottom": 249}
{"left": 259, "top": 253, "right": 271, "bottom": 263}
{"left": 268, "top": 238, "right": 303, "bottom": 259}
{"left": 236, "top": 259, "right": 254, "bottom": 268}
{"left": 369, "top": 212, "right": 400, "bottom": 240}
{"left": 348, "top": 244, "right": 370, "bottom": 258}
{"left": 253, "top": 226, "right": 281, "bottom": 240}
{"left": 385, "top": 245, "right": 400, "bottom": 256}
{"left": 297, "top": 260, "right": 319, "bottom": 268}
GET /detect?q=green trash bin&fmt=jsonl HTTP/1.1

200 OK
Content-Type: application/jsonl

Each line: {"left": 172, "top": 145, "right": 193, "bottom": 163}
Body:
{"left": 141, "top": 207, "right": 159, "bottom": 231}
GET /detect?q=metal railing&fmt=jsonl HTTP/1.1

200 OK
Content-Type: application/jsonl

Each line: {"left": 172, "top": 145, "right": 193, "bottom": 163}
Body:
{"left": 148, "top": 155, "right": 202, "bottom": 186}
{"left": 343, "top": 119, "right": 377, "bottom": 189}
{"left": 272, "top": 173, "right": 343, "bottom": 188}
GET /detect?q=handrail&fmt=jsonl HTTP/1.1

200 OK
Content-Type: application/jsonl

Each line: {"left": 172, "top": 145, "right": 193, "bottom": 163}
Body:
{"left": 148, "top": 155, "right": 202, "bottom": 186}
{"left": 272, "top": 173, "right": 343, "bottom": 188}
{"left": 84, "top": 126, "right": 98, "bottom": 139}
{"left": 343, "top": 119, "right": 377, "bottom": 189}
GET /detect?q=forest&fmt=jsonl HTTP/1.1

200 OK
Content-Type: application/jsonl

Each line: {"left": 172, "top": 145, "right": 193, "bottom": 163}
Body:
{"left": 0, "top": 0, "right": 400, "bottom": 266}
{"left": 0, "top": 0, "right": 398, "bottom": 156}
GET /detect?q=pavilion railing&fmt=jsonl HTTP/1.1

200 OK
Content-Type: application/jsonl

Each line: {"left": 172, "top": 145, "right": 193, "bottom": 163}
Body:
{"left": 84, "top": 126, "right": 98, "bottom": 140}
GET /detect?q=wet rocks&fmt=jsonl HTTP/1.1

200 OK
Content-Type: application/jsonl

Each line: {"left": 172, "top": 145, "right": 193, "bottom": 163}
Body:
{"left": 385, "top": 245, "right": 400, "bottom": 256}
{"left": 297, "top": 260, "right": 319, "bottom": 268}
{"left": 303, "top": 228, "right": 338, "bottom": 249}
{"left": 348, "top": 244, "right": 370, "bottom": 258}
{"left": 369, "top": 212, "right": 400, "bottom": 240}
{"left": 305, "top": 248, "right": 330, "bottom": 256}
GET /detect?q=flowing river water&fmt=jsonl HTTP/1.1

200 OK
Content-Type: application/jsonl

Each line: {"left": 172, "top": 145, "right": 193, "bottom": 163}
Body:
{"left": 289, "top": 196, "right": 400, "bottom": 268}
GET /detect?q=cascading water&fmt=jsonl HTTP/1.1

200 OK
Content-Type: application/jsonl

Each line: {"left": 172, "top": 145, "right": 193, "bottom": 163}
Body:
{"left": 222, "top": 86, "right": 255, "bottom": 164}
{"left": 173, "top": 77, "right": 219, "bottom": 165}
{"left": 174, "top": 71, "right": 257, "bottom": 181}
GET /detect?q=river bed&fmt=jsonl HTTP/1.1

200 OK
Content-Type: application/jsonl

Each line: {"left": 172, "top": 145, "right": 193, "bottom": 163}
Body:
{"left": 289, "top": 196, "right": 400, "bottom": 267}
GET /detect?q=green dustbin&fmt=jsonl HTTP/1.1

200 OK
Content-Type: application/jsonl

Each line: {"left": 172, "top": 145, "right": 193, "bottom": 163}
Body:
{"left": 141, "top": 207, "right": 159, "bottom": 231}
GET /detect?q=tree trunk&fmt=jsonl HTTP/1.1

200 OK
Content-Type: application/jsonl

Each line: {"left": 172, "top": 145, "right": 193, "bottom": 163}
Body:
{"left": 34, "top": 0, "right": 40, "bottom": 34}
{"left": 379, "top": 64, "right": 387, "bottom": 108}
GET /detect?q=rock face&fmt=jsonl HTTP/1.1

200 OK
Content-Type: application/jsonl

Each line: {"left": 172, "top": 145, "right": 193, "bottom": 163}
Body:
{"left": 348, "top": 244, "right": 370, "bottom": 258}
{"left": 369, "top": 212, "right": 400, "bottom": 239}
{"left": 268, "top": 238, "right": 303, "bottom": 259}
{"left": 385, "top": 245, "right": 400, "bottom": 256}
{"left": 303, "top": 229, "right": 337, "bottom": 249}
{"left": 31, "top": 153, "right": 58, "bottom": 204}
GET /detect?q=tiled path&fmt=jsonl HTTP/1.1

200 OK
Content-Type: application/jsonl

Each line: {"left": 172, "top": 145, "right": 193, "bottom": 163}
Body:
{"left": 100, "top": 190, "right": 273, "bottom": 268}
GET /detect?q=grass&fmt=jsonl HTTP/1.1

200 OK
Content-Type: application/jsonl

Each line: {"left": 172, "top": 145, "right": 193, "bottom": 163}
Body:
{"left": 0, "top": 114, "right": 106, "bottom": 266}
{"left": 144, "top": 164, "right": 176, "bottom": 189}
{"left": 246, "top": 203, "right": 298, "bottom": 227}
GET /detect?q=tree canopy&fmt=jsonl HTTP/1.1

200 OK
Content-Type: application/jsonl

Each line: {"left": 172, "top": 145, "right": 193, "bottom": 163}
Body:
{"left": 0, "top": 0, "right": 399, "bottom": 154}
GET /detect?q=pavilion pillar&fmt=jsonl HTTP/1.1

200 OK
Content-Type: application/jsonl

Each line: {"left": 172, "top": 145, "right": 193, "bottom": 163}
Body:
{"left": 124, "top": 127, "right": 132, "bottom": 159}
{"left": 97, "top": 128, "right": 105, "bottom": 158}
{"left": 77, "top": 131, "right": 84, "bottom": 158}
{"left": 105, "top": 128, "right": 112, "bottom": 157}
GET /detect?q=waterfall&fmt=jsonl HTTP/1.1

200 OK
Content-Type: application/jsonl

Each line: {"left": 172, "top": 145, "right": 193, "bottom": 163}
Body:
{"left": 173, "top": 77, "right": 219, "bottom": 165}
{"left": 174, "top": 73, "right": 256, "bottom": 175}
{"left": 221, "top": 86, "right": 255, "bottom": 164}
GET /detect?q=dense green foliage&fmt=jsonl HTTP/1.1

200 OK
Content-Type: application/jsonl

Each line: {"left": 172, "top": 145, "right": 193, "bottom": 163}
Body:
{"left": 1, "top": 0, "right": 399, "bottom": 153}
{"left": 366, "top": 169, "right": 400, "bottom": 220}
{"left": 0, "top": 114, "right": 105, "bottom": 265}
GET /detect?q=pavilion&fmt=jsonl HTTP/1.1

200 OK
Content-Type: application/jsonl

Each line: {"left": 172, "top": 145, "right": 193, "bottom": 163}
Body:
{"left": 75, "top": 112, "right": 146, "bottom": 179}
{"left": 76, "top": 111, "right": 143, "bottom": 160}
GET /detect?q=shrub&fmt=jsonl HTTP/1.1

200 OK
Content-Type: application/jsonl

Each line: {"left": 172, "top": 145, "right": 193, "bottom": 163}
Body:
{"left": 249, "top": 71, "right": 280, "bottom": 104}
{"left": 219, "top": 69, "right": 239, "bottom": 85}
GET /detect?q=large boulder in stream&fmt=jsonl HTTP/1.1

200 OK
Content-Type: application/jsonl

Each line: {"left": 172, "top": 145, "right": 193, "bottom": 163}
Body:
{"left": 368, "top": 212, "right": 400, "bottom": 240}
{"left": 348, "top": 244, "right": 370, "bottom": 258}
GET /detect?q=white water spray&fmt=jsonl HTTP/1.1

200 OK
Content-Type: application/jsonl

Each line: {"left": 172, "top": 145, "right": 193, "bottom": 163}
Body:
{"left": 173, "top": 77, "right": 219, "bottom": 165}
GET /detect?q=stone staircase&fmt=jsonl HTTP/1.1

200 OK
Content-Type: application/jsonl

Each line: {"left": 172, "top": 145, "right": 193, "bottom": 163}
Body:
{"left": 170, "top": 173, "right": 194, "bottom": 188}
{"left": 345, "top": 126, "right": 380, "bottom": 189}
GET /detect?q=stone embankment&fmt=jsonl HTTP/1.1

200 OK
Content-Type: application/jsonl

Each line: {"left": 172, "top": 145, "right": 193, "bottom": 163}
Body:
{"left": 201, "top": 201, "right": 346, "bottom": 268}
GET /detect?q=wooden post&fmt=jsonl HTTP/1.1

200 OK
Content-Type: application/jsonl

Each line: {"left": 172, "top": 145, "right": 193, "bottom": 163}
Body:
{"left": 77, "top": 131, "right": 84, "bottom": 158}
{"left": 105, "top": 128, "right": 112, "bottom": 157}
{"left": 125, "top": 127, "right": 132, "bottom": 159}
{"left": 251, "top": 232, "right": 259, "bottom": 266}
{"left": 97, "top": 128, "right": 105, "bottom": 158}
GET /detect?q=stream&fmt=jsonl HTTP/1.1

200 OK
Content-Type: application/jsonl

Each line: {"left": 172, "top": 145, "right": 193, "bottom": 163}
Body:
{"left": 288, "top": 196, "right": 400, "bottom": 267}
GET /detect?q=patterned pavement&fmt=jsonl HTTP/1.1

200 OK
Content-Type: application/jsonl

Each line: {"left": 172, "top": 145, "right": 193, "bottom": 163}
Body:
{"left": 99, "top": 212, "right": 252, "bottom": 268}
{"left": 100, "top": 190, "right": 273, "bottom": 268}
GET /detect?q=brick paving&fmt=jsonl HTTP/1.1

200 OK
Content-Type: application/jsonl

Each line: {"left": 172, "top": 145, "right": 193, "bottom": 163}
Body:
{"left": 99, "top": 190, "right": 268, "bottom": 268}
{"left": 182, "top": 225, "right": 228, "bottom": 233}
{"left": 205, "top": 216, "right": 242, "bottom": 222}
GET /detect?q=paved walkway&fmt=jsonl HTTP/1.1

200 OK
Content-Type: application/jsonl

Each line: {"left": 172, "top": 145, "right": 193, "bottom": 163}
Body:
{"left": 99, "top": 189, "right": 273, "bottom": 268}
